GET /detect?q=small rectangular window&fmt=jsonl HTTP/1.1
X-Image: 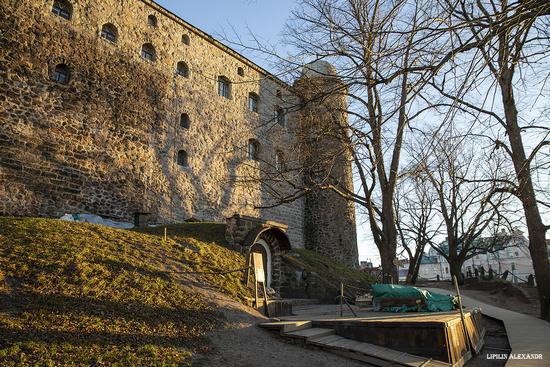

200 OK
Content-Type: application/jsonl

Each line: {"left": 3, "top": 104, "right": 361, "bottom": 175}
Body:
{"left": 218, "top": 77, "right": 230, "bottom": 99}
{"left": 248, "top": 94, "right": 258, "bottom": 112}
{"left": 177, "top": 150, "right": 188, "bottom": 167}
{"left": 53, "top": 71, "right": 69, "bottom": 84}
{"left": 52, "top": 2, "right": 71, "bottom": 20}
{"left": 101, "top": 29, "right": 116, "bottom": 42}
{"left": 275, "top": 106, "right": 285, "bottom": 126}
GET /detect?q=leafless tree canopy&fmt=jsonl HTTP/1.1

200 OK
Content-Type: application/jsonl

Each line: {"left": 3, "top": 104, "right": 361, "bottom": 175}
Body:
{"left": 223, "top": 0, "right": 550, "bottom": 318}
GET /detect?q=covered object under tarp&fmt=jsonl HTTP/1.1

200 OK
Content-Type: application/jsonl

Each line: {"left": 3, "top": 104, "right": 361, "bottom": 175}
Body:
{"left": 372, "top": 284, "right": 457, "bottom": 312}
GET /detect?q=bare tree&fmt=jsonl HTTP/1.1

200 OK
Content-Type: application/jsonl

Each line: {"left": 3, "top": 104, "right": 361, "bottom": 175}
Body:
{"left": 224, "top": 0, "right": 549, "bottom": 291}
{"left": 431, "top": 0, "right": 550, "bottom": 318}
{"left": 223, "top": 0, "right": 451, "bottom": 281}
{"left": 408, "top": 128, "right": 510, "bottom": 284}
{"left": 276, "top": 0, "right": 454, "bottom": 282}
{"left": 395, "top": 174, "right": 441, "bottom": 284}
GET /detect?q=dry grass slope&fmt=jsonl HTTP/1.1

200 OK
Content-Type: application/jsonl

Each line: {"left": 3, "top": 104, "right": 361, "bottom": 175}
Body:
{"left": 0, "top": 217, "right": 248, "bottom": 367}
{"left": 0, "top": 217, "right": 372, "bottom": 366}
{"left": 283, "top": 249, "right": 374, "bottom": 297}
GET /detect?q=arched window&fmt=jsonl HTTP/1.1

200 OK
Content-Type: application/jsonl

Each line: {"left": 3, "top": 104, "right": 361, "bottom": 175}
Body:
{"left": 275, "top": 106, "right": 285, "bottom": 126}
{"left": 248, "top": 139, "right": 259, "bottom": 161}
{"left": 52, "top": 64, "right": 70, "bottom": 84}
{"left": 180, "top": 113, "right": 190, "bottom": 129}
{"left": 100, "top": 23, "right": 117, "bottom": 43}
{"left": 248, "top": 92, "right": 259, "bottom": 113}
{"left": 141, "top": 43, "right": 156, "bottom": 62}
{"left": 237, "top": 67, "right": 244, "bottom": 77}
{"left": 217, "top": 76, "right": 231, "bottom": 99}
{"left": 275, "top": 150, "right": 285, "bottom": 172}
{"left": 177, "top": 150, "right": 188, "bottom": 167}
{"left": 176, "top": 61, "right": 189, "bottom": 77}
{"left": 52, "top": 0, "right": 72, "bottom": 20}
{"left": 148, "top": 15, "right": 157, "bottom": 27}
{"left": 182, "top": 34, "right": 190, "bottom": 45}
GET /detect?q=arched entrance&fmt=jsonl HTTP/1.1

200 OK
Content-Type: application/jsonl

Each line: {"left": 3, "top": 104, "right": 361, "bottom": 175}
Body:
{"left": 250, "top": 239, "right": 272, "bottom": 288}
{"left": 240, "top": 224, "right": 291, "bottom": 293}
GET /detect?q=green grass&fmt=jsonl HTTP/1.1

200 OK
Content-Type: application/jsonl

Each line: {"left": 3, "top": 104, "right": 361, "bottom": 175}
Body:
{"left": 133, "top": 223, "right": 251, "bottom": 301}
{"left": 0, "top": 217, "right": 371, "bottom": 365}
{"left": 0, "top": 217, "right": 250, "bottom": 367}
{"left": 135, "top": 222, "right": 228, "bottom": 247}
{"left": 283, "top": 248, "right": 374, "bottom": 296}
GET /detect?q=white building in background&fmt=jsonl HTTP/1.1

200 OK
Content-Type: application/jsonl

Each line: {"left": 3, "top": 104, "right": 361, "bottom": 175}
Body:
{"left": 398, "top": 230, "right": 550, "bottom": 284}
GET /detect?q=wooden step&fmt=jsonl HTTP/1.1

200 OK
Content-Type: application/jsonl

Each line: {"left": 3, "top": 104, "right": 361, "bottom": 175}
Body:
{"left": 308, "top": 334, "right": 450, "bottom": 367}
{"left": 310, "top": 334, "right": 344, "bottom": 344}
{"left": 259, "top": 321, "right": 450, "bottom": 367}
{"left": 284, "top": 327, "right": 334, "bottom": 341}
{"left": 258, "top": 320, "right": 312, "bottom": 333}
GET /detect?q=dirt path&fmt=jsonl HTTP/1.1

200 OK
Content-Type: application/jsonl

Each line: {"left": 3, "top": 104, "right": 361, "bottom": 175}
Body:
{"left": 192, "top": 297, "right": 365, "bottom": 367}
{"left": 155, "top": 254, "right": 363, "bottom": 366}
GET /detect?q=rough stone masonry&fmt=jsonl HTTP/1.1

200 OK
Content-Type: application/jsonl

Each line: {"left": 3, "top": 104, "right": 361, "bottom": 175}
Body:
{"left": 0, "top": 0, "right": 359, "bottom": 267}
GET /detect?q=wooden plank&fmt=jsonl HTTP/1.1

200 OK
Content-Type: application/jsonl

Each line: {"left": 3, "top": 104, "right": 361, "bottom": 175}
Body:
{"left": 464, "top": 310, "right": 485, "bottom": 355}
{"left": 282, "top": 321, "right": 312, "bottom": 333}
{"left": 312, "top": 335, "right": 451, "bottom": 367}
{"left": 285, "top": 327, "right": 334, "bottom": 340}
{"left": 329, "top": 349, "right": 406, "bottom": 367}
{"left": 326, "top": 337, "right": 360, "bottom": 350}
{"left": 258, "top": 320, "right": 311, "bottom": 332}
{"left": 309, "top": 334, "right": 345, "bottom": 345}
{"left": 353, "top": 343, "right": 425, "bottom": 363}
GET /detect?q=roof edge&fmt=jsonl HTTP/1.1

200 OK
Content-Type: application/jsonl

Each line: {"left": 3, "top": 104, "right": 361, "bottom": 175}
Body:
{"left": 143, "top": 0, "right": 291, "bottom": 90}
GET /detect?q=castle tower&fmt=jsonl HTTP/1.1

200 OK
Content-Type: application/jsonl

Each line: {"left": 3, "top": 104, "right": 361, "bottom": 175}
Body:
{"left": 294, "top": 61, "right": 359, "bottom": 268}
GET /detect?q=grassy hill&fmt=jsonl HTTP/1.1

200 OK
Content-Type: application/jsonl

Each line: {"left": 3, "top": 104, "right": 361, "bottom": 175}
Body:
{"left": 0, "top": 217, "right": 248, "bottom": 366}
{"left": 281, "top": 249, "right": 374, "bottom": 300}
{"left": 0, "top": 217, "right": 373, "bottom": 366}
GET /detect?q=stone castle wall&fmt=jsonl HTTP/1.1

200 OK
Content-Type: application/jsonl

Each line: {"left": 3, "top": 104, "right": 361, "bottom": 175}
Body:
{"left": 0, "top": 0, "right": 358, "bottom": 266}
{"left": 0, "top": 0, "right": 305, "bottom": 245}
{"left": 294, "top": 66, "right": 359, "bottom": 268}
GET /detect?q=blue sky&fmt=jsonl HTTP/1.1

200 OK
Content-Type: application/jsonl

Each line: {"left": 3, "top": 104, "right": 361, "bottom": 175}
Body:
{"left": 156, "top": 0, "right": 294, "bottom": 68}
{"left": 156, "top": 0, "right": 381, "bottom": 264}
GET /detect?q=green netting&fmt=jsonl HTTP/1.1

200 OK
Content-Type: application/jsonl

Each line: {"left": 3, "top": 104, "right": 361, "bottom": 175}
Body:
{"left": 372, "top": 284, "right": 457, "bottom": 312}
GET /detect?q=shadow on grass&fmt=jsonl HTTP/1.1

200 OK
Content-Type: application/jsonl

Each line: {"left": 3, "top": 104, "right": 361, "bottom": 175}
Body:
{"left": 0, "top": 289, "right": 223, "bottom": 355}
{"left": 1, "top": 290, "right": 219, "bottom": 328}
{"left": 133, "top": 223, "right": 228, "bottom": 247}
{"left": 94, "top": 258, "right": 172, "bottom": 281}
{"left": 0, "top": 326, "right": 207, "bottom": 349}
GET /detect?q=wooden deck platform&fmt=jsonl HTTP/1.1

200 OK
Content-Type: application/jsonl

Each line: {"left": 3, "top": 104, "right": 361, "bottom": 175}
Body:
{"left": 425, "top": 287, "right": 550, "bottom": 367}
{"left": 259, "top": 319, "right": 449, "bottom": 367}
{"left": 259, "top": 310, "right": 484, "bottom": 367}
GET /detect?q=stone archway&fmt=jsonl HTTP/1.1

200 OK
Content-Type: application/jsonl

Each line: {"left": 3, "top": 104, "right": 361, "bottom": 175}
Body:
{"left": 225, "top": 214, "right": 291, "bottom": 294}
{"left": 250, "top": 239, "right": 272, "bottom": 288}
{"left": 245, "top": 229, "right": 289, "bottom": 292}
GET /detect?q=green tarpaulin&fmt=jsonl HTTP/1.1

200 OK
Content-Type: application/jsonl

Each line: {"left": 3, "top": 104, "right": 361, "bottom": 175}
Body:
{"left": 372, "top": 284, "right": 457, "bottom": 312}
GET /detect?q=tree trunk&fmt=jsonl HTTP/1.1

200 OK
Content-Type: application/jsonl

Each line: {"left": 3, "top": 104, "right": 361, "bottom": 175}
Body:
{"left": 405, "top": 247, "right": 423, "bottom": 284}
{"left": 524, "top": 213, "right": 550, "bottom": 320}
{"left": 410, "top": 251, "right": 424, "bottom": 284}
{"left": 374, "top": 180, "right": 399, "bottom": 284}
{"left": 499, "top": 73, "right": 550, "bottom": 321}
{"left": 449, "top": 259, "right": 464, "bottom": 285}
{"left": 406, "top": 256, "right": 418, "bottom": 284}
{"left": 380, "top": 248, "right": 398, "bottom": 284}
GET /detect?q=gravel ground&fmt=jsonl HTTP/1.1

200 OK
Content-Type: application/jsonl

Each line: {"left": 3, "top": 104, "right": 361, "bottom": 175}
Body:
{"left": 191, "top": 296, "right": 366, "bottom": 367}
